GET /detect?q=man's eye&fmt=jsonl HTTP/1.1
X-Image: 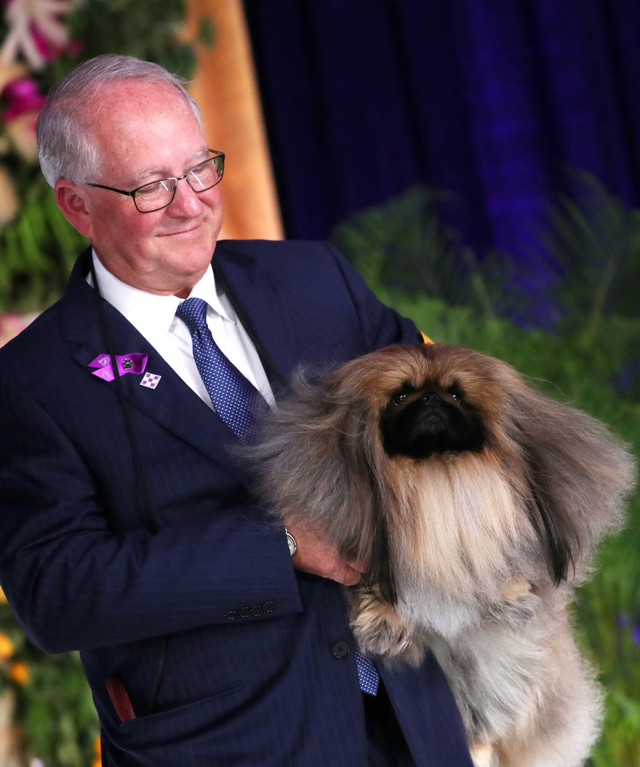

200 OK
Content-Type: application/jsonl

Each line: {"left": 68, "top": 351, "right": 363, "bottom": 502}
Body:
{"left": 137, "top": 182, "right": 162, "bottom": 197}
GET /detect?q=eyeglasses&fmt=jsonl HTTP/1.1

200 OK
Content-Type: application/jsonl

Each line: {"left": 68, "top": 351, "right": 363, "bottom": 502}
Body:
{"left": 87, "top": 150, "right": 225, "bottom": 213}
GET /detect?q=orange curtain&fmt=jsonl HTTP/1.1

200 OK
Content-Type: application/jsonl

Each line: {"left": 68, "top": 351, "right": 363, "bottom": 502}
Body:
{"left": 185, "top": 0, "right": 284, "bottom": 241}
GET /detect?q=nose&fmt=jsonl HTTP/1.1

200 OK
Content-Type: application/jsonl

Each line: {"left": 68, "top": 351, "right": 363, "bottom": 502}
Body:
{"left": 421, "top": 392, "right": 440, "bottom": 405}
{"left": 167, "top": 176, "right": 204, "bottom": 216}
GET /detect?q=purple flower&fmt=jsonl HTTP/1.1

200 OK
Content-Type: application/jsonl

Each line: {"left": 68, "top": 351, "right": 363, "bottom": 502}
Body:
{"left": 633, "top": 612, "right": 640, "bottom": 647}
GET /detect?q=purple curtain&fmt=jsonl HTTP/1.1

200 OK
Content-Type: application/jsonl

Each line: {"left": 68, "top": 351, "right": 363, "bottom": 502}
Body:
{"left": 243, "top": 0, "right": 640, "bottom": 291}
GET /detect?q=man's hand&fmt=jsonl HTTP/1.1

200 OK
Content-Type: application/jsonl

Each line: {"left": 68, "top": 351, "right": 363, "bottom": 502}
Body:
{"left": 285, "top": 521, "right": 367, "bottom": 586}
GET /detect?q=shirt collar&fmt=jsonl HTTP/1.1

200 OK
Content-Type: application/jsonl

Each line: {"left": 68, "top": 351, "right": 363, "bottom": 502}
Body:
{"left": 88, "top": 250, "right": 235, "bottom": 344}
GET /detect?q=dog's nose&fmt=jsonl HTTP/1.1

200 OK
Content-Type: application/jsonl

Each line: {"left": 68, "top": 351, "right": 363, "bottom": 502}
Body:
{"left": 421, "top": 392, "right": 439, "bottom": 404}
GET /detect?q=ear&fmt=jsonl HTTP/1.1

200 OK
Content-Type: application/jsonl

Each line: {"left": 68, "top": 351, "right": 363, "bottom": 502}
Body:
{"left": 508, "top": 382, "right": 634, "bottom": 583}
{"left": 518, "top": 430, "right": 580, "bottom": 585}
{"left": 54, "top": 179, "right": 94, "bottom": 238}
{"left": 363, "top": 453, "right": 397, "bottom": 605}
{"left": 348, "top": 417, "right": 396, "bottom": 605}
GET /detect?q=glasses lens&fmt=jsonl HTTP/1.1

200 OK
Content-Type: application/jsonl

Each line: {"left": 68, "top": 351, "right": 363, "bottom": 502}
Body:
{"left": 188, "top": 156, "right": 224, "bottom": 192}
{"left": 131, "top": 155, "right": 224, "bottom": 212}
{"left": 134, "top": 178, "right": 177, "bottom": 212}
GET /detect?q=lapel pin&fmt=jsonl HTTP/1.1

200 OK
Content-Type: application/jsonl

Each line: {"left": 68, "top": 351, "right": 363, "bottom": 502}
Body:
{"left": 140, "top": 372, "right": 161, "bottom": 389}
{"left": 88, "top": 353, "right": 148, "bottom": 382}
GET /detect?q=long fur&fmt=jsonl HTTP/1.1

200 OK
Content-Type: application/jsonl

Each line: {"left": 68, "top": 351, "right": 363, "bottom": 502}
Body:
{"left": 249, "top": 344, "right": 636, "bottom": 767}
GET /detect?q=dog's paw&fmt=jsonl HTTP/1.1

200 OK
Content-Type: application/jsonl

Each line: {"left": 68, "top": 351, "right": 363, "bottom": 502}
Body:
{"left": 350, "top": 589, "right": 423, "bottom": 664}
{"left": 469, "top": 741, "right": 498, "bottom": 767}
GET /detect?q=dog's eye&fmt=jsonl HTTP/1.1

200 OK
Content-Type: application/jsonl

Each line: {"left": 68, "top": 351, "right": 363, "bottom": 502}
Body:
{"left": 448, "top": 383, "right": 465, "bottom": 402}
{"left": 391, "top": 384, "right": 416, "bottom": 406}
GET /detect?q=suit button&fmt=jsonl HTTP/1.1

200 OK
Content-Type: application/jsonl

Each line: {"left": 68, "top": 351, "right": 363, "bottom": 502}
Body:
{"left": 239, "top": 607, "right": 252, "bottom": 618}
{"left": 225, "top": 610, "right": 239, "bottom": 621}
{"left": 250, "top": 605, "right": 263, "bottom": 617}
{"left": 263, "top": 600, "right": 277, "bottom": 613}
{"left": 331, "top": 641, "right": 351, "bottom": 659}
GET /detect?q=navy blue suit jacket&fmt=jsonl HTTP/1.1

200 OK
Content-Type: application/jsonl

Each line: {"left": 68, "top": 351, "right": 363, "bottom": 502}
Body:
{"left": 0, "top": 240, "right": 473, "bottom": 766}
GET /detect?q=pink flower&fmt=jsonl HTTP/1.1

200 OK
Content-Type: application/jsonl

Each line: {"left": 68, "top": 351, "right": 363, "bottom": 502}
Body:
{"left": 2, "top": 77, "right": 45, "bottom": 122}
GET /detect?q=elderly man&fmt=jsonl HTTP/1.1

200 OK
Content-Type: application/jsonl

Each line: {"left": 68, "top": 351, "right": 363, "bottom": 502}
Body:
{"left": 0, "top": 55, "right": 472, "bottom": 766}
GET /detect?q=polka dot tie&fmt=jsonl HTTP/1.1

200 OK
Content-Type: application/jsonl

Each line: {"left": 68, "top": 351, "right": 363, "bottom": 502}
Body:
{"left": 355, "top": 649, "right": 379, "bottom": 696}
{"left": 176, "top": 297, "right": 262, "bottom": 443}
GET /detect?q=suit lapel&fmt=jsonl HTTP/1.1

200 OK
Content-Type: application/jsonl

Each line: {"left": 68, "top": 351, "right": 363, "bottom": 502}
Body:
{"left": 60, "top": 253, "right": 253, "bottom": 486}
{"left": 213, "top": 241, "right": 299, "bottom": 395}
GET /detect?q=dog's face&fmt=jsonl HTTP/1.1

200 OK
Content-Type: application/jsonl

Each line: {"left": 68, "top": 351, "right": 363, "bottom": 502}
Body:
{"left": 379, "top": 376, "right": 487, "bottom": 458}
{"left": 342, "top": 344, "right": 506, "bottom": 460}
{"left": 254, "top": 342, "right": 633, "bottom": 599}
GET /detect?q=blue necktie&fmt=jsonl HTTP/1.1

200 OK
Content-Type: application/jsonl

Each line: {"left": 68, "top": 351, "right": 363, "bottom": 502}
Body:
{"left": 355, "top": 649, "right": 379, "bottom": 696}
{"left": 176, "top": 297, "right": 262, "bottom": 443}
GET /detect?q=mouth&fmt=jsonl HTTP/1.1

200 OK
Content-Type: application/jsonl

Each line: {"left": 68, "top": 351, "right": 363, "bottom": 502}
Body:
{"left": 158, "top": 221, "right": 204, "bottom": 237}
{"left": 416, "top": 401, "right": 447, "bottom": 426}
{"left": 420, "top": 413, "right": 446, "bottom": 430}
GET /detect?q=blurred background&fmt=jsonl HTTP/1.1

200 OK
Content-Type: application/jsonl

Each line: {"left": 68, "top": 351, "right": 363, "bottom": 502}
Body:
{"left": 0, "top": 1, "right": 639, "bottom": 765}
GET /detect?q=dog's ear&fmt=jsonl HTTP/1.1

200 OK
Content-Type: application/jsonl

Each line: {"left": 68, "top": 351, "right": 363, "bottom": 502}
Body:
{"left": 506, "top": 380, "right": 635, "bottom": 583}
{"left": 361, "top": 439, "right": 398, "bottom": 605}
{"left": 249, "top": 368, "right": 381, "bottom": 565}
{"left": 250, "top": 365, "right": 399, "bottom": 604}
{"left": 317, "top": 388, "right": 399, "bottom": 606}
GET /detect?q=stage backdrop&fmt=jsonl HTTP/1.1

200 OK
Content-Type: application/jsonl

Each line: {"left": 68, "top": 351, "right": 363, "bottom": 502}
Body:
{"left": 243, "top": 0, "right": 640, "bottom": 293}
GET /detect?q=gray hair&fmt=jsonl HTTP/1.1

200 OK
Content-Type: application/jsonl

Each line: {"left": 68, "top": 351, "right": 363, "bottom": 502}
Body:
{"left": 37, "top": 54, "right": 203, "bottom": 187}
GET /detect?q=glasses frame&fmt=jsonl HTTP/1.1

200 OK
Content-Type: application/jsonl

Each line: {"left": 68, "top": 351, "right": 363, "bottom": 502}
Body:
{"left": 87, "top": 150, "right": 225, "bottom": 213}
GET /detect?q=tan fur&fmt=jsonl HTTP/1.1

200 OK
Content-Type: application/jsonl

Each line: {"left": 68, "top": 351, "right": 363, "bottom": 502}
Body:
{"left": 250, "top": 344, "right": 637, "bottom": 767}
{"left": 469, "top": 742, "right": 497, "bottom": 767}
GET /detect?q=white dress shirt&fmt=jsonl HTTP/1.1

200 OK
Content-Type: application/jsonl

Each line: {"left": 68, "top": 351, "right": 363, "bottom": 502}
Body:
{"left": 88, "top": 250, "right": 275, "bottom": 410}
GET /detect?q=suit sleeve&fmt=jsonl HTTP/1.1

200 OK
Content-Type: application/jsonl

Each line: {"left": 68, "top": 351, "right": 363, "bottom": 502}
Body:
{"left": 0, "top": 377, "right": 302, "bottom": 653}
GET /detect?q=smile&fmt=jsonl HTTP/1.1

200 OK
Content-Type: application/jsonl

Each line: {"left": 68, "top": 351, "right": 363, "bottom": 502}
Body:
{"left": 158, "top": 223, "right": 203, "bottom": 237}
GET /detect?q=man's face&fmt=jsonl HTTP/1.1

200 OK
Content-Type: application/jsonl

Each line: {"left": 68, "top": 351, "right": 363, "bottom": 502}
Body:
{"left": 67, "top": 80, "right": 223, "bottom": 295}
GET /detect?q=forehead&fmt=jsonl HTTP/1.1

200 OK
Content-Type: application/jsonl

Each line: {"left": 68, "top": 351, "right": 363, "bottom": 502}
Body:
{"left": 85, "top": 81, "right": 206, "bottom": 178}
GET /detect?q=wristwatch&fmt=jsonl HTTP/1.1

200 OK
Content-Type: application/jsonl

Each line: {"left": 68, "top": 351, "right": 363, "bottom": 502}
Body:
{"left": 285, "top": 528, "right": 297, "bottom": 557}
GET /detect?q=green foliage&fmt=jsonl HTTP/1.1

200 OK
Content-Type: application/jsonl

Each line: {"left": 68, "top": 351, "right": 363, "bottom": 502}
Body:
{"left": 21, "top": 654, "right": 98, "bottom": 767}
{"left": 333, "top": 182, "right": 640, "bottom": 765}
{"left": 62, "top": 0, "right": 197, "bottom": 84}
{"left": 542, "top": 171, "right": 640, "bottom": 328}
{"left": 196, "top": 15, "right": 216, "bottom": 48}
{"left": 0, "top": 179, "right": 88, "bottom": 311}
{"left": 0, "top": 604, "right": 98, "bottom": 766}
{"left": 331, "top": 185, "right": 519, "bottom": 318}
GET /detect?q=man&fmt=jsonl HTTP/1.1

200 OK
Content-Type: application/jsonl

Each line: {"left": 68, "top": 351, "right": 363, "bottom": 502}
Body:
{"left": 0, "top": 55, "right": 472, "bottom": 766}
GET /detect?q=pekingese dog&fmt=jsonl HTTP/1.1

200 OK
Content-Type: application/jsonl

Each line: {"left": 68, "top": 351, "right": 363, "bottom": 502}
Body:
{"left": 250, "top": 343, "right": 637, "bottom": 767}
